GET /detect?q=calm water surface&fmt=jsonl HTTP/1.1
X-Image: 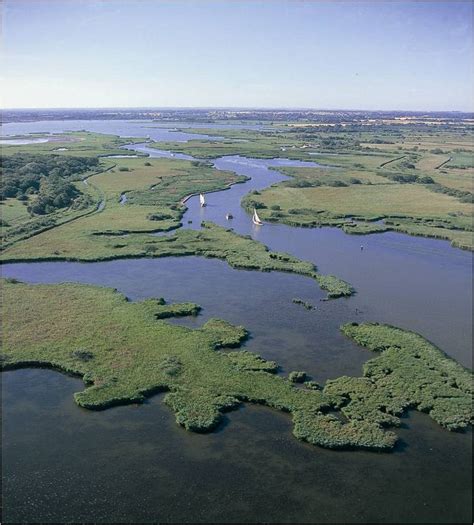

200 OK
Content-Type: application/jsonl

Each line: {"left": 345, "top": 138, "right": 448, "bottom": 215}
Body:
{"left": 2, "top": 368, "right": 472, "bottom": 524}
{"left": 179, "top": 155, "right": 473, "bottom": 367}
{"left": 1, "top": 120, "right": 472, "bottom": 523}
{"left": 1, "top": 119, "right": 258, "bottom": 143}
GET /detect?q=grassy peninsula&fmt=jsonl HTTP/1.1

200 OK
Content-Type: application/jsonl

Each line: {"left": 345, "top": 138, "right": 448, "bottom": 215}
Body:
{"left": 326, "top": 323, "right": 473, "bottom": 432}
{"left": 2, "top": 279, "right": 472, "bottom": 450}
{"left": 1, "top": 221, "right": 353, "bottom": 299}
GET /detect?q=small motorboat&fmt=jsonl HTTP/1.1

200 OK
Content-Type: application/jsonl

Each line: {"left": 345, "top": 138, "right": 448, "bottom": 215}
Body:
{"left": 200, "top": 193, "right": 206, "bottom": 207}
{"left": 226, "top": 213, "right": 233, "bottom": 220}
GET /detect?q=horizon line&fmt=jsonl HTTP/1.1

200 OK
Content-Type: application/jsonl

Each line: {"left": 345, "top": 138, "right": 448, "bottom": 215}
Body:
{"left": 1, "top": 106, "right": 473, "bottom": 114}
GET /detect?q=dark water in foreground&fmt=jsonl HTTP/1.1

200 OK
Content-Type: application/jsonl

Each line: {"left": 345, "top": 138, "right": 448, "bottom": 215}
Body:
{"left": 2, "top": 368, "right": 472, "bottom": 523}
{"left": 1, "top": 120, "right": 473, "bottom": 523}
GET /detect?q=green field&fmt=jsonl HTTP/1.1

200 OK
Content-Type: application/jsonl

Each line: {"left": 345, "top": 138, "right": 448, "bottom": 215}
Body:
{"left": 254, "top": 183, "right": 471, "bottom": 217}
{"left": 2, "top": 279, "right": 472, "bottom": 450}
{"left": 3, "top": 125, "right": 472, "bottom": 252}
{"left": 246, "top": 183, "right": 473, "bottom": 249}
{"left": 447, "top": 152, "right": 474, "bottom": 169}
{"left": 1, "top": 197, "right": 32, "bottom": 226}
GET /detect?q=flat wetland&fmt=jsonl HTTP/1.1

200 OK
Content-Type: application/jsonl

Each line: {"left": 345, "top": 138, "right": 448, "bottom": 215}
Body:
{"left": 1, "top": 119, "right": 473, "bottom": 523}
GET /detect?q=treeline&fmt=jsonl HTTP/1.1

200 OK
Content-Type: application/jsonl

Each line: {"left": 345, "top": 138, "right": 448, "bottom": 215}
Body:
{"left": 1, "top": 153, "right": 98, "bottom": 214}
{"left": 429, "top": 183, "right": 473, "bottom": 204}
{"left": 377, "top": 169, "right": 472, "bottom": 202}
{"left": 286, "top": 177, "right": 362, "bottom": 188}
{"left": 377, "top": 171, "right": 435, "bottom": 184}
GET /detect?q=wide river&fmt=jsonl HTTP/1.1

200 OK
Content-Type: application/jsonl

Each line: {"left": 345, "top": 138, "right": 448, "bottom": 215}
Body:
{"left": 1, "top": 120, "right": 472, "bottom": 523}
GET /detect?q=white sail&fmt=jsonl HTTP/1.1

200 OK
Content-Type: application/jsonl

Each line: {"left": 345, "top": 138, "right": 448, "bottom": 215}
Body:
{"left": 199, "top": 193, "right": 206, "bottom": 207}
{"left": 252, "top": 208, "right": 263, "bottom": 225}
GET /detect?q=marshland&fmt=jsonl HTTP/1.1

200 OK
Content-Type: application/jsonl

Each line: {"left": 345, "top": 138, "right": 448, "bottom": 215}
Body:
{"left": 1, "top": 114, "right": 472, "bottom": 523}
{"left": 3, "top": 0, "right": 474, "bottom": 520}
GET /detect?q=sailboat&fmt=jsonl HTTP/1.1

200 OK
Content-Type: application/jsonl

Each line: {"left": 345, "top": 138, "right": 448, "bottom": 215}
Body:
{"left": 252, "top": 208, "right": 263, "bottom": 226}
{"left": 199, "top": 193, "right": 206, "bottom": 207}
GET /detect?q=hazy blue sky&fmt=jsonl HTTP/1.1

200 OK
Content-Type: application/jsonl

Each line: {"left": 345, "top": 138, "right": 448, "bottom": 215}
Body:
{"left": 2, "top": 0, "right": 473, "bottom": 110}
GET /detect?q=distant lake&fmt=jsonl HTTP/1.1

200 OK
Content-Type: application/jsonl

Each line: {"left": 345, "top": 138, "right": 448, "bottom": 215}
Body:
{"left": 0, "top": 137, "right": 50, "bottom": 145}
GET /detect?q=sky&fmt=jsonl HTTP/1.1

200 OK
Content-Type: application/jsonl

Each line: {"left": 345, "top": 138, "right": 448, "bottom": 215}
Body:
{"left": 2, "top": 0, "right": 473, "bottom": 111}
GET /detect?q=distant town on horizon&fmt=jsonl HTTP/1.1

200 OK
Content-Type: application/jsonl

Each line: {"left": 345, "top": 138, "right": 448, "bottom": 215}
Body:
{"left": 3, "top": 107, "right": 473, "bottom": 125}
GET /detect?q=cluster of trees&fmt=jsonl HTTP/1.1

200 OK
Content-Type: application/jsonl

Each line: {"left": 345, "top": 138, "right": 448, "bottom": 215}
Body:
{"left": 287, "top": 177, "right": 362, "bottom": 189}
{"left": 1, "top": 153, "right": 98, "bottom": 214}
{"left": 399, "top": 160, "right": 416, "bottom": 169}
{"left": 27, "top": 175, "right": 80, "bottom": 215}
{"left": 382, "top": 172, "right": 434, "bottom": 184}
{"left": 191, "top": 160, "right": 212, "bottom": 168}
{"left": 430, "top": 184, "right": 473, "bottom": 204}
{"left": 370, "top": 138, "right": 395, "bottom": 144}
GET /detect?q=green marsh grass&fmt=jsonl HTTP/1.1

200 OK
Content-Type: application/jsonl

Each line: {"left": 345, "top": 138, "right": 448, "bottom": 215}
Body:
{"left": 2, "top": 281, "right": 471, "bottom": 450}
